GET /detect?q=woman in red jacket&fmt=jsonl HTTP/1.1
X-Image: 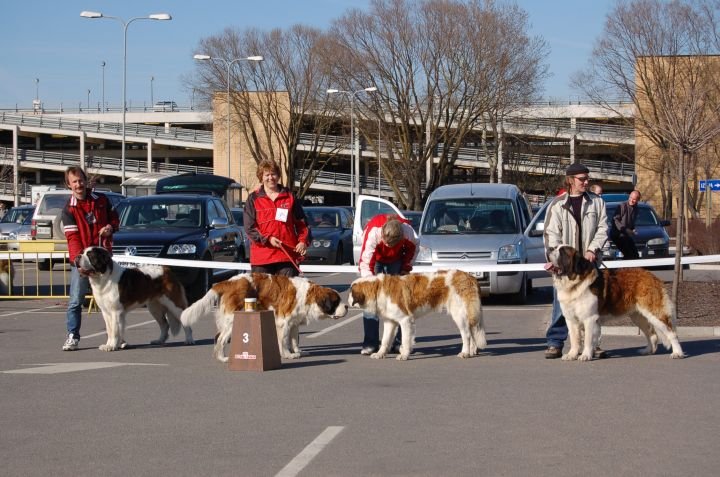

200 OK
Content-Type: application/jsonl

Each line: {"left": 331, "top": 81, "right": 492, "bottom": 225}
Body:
{"left": 243, "top": 159, "right": 310, "bottom": 276}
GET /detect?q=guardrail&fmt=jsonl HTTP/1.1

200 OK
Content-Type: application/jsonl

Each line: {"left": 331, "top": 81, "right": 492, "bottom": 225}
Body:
{"left": 0, "top": 112, "right": 213, "bottom": 144}
{"left": 0, "top": 147, "right": 212, "bottom": 187}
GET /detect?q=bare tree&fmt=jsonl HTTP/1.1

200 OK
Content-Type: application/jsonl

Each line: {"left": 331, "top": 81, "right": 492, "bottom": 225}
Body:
{"left": 326, "top": 0, "right": 547, "bottom": 209}
{"left": 572, "top": 0, "right": 720, "bottom": 308}
{"left": 190, "top": 26, "right": 345, "bottom": 197}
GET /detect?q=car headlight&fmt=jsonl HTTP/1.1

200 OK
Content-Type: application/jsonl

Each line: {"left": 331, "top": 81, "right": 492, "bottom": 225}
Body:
{"left": 416, "top": 245, "right": 432, "bottom": 263}
{"left": 498, "top": 242, "right": 522, "bottom": 261}
{"left": 312, "top": 239, "right": 331, "bottom": 248}
{"left": 647, "top": 238, "right": 668, "bottom": 246}
{"left": 8, "top": 232, "right": 17, "bottom": 240}
{"left": 167, "top": 244, "right": 197, "bottom": 255}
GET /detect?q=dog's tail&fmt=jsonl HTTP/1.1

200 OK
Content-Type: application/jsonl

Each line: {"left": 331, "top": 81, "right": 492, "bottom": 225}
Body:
{"left": 180, "top": 288, "right": 219, "bottom": 328}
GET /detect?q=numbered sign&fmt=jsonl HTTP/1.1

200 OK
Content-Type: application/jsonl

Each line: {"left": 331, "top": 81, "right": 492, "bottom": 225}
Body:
{"left": 228, "top": 310, "right": 281, "bottom": 371}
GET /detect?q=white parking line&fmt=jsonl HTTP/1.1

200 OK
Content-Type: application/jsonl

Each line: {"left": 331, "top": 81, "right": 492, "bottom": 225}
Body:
{"left": 82, "top": 320, "right": 157, "bottom": 340}
{"left": 306, "top": 311, "right": 362, "bottom": 339}
{"left": 0, "top": 305, "right": 63, "bottom": 318}
{"left": 275, "top": 426, "right": 345, "bottom": 477}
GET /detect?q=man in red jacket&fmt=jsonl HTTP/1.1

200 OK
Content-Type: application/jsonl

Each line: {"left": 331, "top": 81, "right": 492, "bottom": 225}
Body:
{"left": 358, "top": 214, "right": 419, "bottom": 355}
{"left": 61, "top": 166, "right": 119, "bottom": 351}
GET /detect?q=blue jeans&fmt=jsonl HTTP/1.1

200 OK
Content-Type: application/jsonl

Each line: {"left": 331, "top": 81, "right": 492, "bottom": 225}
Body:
{"left": 66, "top": 267, "right": 90, "bottom": 339}
{"left": 546, "top": 286, "right": 567, "bottom": 349}
{"left": 362, "top": 260, "right": 403, "bottom": 348}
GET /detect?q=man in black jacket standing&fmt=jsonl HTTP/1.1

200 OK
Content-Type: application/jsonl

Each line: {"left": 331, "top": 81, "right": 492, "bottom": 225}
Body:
{"left": 610, "top": 190, "right": 641, "bottom": 260}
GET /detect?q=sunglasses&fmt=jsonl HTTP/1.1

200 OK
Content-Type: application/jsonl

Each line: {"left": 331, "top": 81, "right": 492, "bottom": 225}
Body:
{"left": 574, "top": 176, "right": 590, "bottom": 182}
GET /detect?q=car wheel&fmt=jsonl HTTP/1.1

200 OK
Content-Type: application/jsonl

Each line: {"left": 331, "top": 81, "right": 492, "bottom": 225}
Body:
{"left": 187, "top": 260, "right": 211, "bottom": 303}
{"left": 38, "top": 259, "right": 52, "bottom": 271}
{"left": 510, "top": 272, "right": 528, "bottom": 304}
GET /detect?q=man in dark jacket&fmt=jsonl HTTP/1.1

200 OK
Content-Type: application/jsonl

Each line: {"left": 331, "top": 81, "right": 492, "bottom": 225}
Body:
{"left": 610, "top": 190, "right": 641, "bottom": 260}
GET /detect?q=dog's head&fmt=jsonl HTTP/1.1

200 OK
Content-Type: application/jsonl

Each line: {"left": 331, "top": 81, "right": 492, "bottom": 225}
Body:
{"left": 348, "top": 276, "right": 380, "bottom": 311}
{"left": 548, "top": 245, "right": 594, "bottom": 280}
{"left": 309, "top": 285, "right": 348, "bottom": 320}
{"left": 78, "top": 246, "right": 114, "bottom": 276}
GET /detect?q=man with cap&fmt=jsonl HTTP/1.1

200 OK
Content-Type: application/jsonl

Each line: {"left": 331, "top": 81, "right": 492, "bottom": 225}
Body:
{"left": 542, "top": 163, "right": 608, "bottom": 359}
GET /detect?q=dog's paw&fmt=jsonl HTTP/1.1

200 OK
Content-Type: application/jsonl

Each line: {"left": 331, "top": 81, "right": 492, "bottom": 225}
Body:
{"left": 99, "top": 344, "right": 117, "bottom": 352}
{"left": 285, "top": 352, "right": 302, "bottom": 359}
{"left": 578, "top": 353, "right": 593, "bottom": 361}
{"left": 396, "top": 353, "right": 409, "bottom": 361}
{"left": 185, "top": 338, "right": 195, "bottom": 346}
{"left": 458, "top": 351, "right": 471, "bottom": 359}
{"left": 561, "top": 353, "right": 578, "bottom": 361}
{"left": 671, "top": 352, "right": 686, "bottom": 359}
{"left": 370, "top": 352, "right": 385, "bottom": 359}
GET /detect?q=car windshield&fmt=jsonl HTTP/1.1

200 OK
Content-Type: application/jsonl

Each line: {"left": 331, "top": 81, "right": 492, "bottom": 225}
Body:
{"left": 2, "top": 207, "right": 33, "bottom": 224}
{"left": 120, "top": 200, "right": 203, "bottom": 228}
{"left": 305, "top": 209, "right": 341, "bottom": 228}
{"left": 422, "top": 199, "right": 518, "bottom": 234}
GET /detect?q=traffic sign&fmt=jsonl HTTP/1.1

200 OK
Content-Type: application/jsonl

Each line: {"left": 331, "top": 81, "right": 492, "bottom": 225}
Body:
{"left": 699, "top": 179, "right": 720, "bottom": 192}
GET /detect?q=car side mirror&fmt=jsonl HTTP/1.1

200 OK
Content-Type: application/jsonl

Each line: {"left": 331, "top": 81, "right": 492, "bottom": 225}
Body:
{"left": 210, "top": 217, "right": 229, "bottom": 229}
{"left": 528, "top": 222, "right": 544, "bottom": 237}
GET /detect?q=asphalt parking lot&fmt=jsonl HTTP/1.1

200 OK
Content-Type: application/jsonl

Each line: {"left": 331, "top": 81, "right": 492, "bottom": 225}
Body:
{"left": 1, "top": 271, "right": 719, "bottom": 477}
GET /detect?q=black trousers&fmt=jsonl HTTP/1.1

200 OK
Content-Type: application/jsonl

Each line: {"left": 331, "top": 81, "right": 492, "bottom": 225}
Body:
{"left": 613, "top": 233, "right": 639, "bottom": 260}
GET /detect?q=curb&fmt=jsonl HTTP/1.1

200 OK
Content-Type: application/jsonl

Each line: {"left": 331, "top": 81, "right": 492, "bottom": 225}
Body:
{"left": 602, "top": 326, "right": 720, "bottom": 338}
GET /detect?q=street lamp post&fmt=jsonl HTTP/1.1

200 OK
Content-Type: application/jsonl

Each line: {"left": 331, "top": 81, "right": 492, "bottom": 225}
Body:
{"left": 193, "top": 54, "right": 263, "bottom": 184}
{"left": 35, "top": 78, "right": 39, "bottom": 101}
{"left": 326, "top": 87, "right": 377, "bottom": 207}
{"left": 150, "top": 75, "right": 154, "bottom": 107}
{"left": 101, "top": 61, "right": 106, "bottom": 112}
{"left": 81, "top": 10, "right": 172, "bottom": 192}
{"left": 87, "top": 89, "right": 91, "bottom": 110}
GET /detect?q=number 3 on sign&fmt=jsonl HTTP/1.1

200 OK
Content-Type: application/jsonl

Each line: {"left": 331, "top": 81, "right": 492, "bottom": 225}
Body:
{"left": 243, "top": 332, "right": 249, "bottom": 343}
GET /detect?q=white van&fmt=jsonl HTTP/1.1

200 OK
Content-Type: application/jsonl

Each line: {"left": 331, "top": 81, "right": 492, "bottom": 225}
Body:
{"left": 353, "top": 183, "right": 537, "bottom": 303}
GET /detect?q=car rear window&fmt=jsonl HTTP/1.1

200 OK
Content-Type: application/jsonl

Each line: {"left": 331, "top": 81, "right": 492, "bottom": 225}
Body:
{"left": 38, "top": 194, "right": 70, "bottom": 215}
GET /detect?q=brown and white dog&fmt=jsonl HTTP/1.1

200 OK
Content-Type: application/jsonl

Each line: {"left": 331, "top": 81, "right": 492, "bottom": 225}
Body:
{"left": 549, "top": 245, "right": 685, "bottom": 360}
{"left": 77, "top": 246, "right": 194, "bottom": 351}
{"left": 180, "top": 272, "right": 348, "bottom": 362}
{"left": 348, "top": 270, "right": 486, "bottom": 360}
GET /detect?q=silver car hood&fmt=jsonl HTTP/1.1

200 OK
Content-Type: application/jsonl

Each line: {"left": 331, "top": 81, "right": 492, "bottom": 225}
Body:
{"left": 420, "top": 232, "right": 523, "bottom": 261}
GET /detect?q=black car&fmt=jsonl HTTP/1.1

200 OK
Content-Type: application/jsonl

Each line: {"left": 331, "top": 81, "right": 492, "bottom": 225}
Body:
{"left": 113, "top": 191, "right": 242, "bottom": 302}
{"left": 303, "top": 206, "right": 354, "bottom": 265}
{"left": 603, "top": 201, "right": 671, "bottom": 259}
{"left": 230, "top": 207, "right": 251, "bottom": 262}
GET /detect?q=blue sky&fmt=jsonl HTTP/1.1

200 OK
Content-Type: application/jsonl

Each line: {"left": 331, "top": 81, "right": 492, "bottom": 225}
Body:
{"left": 0, "top": 0, "right": 614, "bottom": 108}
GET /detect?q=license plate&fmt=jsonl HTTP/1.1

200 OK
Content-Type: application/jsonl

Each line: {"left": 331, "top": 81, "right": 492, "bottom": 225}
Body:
{"left": 469, "top": 271, "right": 485, "bottom": 279}
{"left": 37, "top": 226, "right": 51, "bottom": 236}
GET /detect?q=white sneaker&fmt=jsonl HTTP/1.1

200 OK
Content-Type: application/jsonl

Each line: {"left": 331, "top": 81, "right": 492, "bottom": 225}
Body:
{"left": 360, "top": 346, "right": 378, "bottom": 355}
{"left": 62, "top": 334, "right": 79, "bottom": 351}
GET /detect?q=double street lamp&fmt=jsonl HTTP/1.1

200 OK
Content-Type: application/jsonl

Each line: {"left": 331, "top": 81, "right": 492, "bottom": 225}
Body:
{"left": 81, "top": 10, "right": 172, "bottom": 191}
{"left": 327, "top": 87, "right": 378, "bottom": 207}
{"left": 193, "top": 54, "right": 263, "bottom": 184}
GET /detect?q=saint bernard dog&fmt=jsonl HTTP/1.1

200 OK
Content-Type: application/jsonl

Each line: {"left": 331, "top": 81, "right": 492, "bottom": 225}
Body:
{"left": 180, "top": 272, "right": 348, "bottom": 362}
{"left": 549, "top": 245, "right": 685, "bottom": 360}
{"left": 77, "top": 246, "right": 194, "bottom": 351}
{"left": 348, "top": 270, "right": 486, "bottom": 360}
